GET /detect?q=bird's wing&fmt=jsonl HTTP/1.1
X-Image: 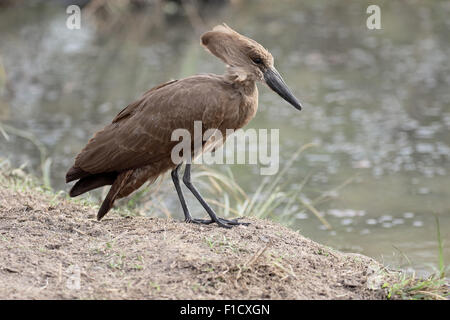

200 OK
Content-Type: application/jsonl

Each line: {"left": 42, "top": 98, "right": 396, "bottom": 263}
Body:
{"left": 73, "top": 76, "right": 240, "bottom": 174}
{"left": 111, "top": 80, "right": 178, "bottom": 123}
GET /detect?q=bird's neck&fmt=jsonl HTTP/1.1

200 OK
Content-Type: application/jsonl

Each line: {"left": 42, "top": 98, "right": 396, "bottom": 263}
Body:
{"left": 224, "top": 65, "right": 257, "bottom": 90}
{"left": 222, "top": 67, "right": 258, "bottom": 129}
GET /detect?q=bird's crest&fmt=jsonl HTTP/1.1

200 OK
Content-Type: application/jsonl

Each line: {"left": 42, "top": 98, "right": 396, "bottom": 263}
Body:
{"left": 201, "top": 24, "right": 273, "bottom": 83}
{"left": 211, "top": 23, "right": 236, "bottom": 35}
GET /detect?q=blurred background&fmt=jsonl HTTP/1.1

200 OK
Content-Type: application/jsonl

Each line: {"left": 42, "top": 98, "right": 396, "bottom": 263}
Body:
{"left": 0, "top": 0, "right": 449, "bottom": 277}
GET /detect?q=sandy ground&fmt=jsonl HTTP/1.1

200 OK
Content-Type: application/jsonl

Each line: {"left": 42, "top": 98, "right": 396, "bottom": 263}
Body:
{"left": 0, "top": 172, "right": 393, "bottom": 300}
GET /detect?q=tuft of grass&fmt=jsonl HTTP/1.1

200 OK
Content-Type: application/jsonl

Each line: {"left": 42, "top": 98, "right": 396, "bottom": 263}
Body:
{"left": 383, "top": 273, "right": 448, "bottom": 300}
{"left": 108, "top": 252, "right": 126, "bottom": 271}
{"left": 192, "top": 142, "right": 343, "bottom": 230}
{"left": 435, "top": 216, "right": 446, "bottom": 279}
{"left": 316, "top": 249, "right": 330, "bottom": 257}
{"left": 0, "top": 123, "right": 52, "bottom": 190}
{"left": 204, "top": 235, "right": 238, "bottom": 253}
{"left": 149, "top": 281, "right": 161, "bottom": 292}
{"left": 383, "top": 217, "right": 449, "bottom": 300}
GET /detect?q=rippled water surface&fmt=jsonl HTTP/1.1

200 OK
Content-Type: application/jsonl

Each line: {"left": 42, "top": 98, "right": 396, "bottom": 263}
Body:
{"left": 1, "top": 1, "right": 449, "bottom": 275}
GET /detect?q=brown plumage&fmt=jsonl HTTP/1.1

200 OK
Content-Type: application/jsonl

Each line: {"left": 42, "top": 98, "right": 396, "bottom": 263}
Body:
{"left": 66, "top": 24, "right": 302, "bottom": 228}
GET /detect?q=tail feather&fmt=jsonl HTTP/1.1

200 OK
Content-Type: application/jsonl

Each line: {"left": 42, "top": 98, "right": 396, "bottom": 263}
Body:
{"left": 66, "top": 166, "right": 90, "bottom": 183}
{"left": 69, "top": 172, "right": 118, "bottom": 197}
{"left": 97, "top": 170, "right": 134, "bottom": 221}
{"left": 97, "top": 193, "right": 115, "bottom": 221}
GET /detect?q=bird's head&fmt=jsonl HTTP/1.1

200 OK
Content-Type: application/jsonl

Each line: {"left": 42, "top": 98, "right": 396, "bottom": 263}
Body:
{"left": 201, "top": 24, "right": 302, "bottom": 111}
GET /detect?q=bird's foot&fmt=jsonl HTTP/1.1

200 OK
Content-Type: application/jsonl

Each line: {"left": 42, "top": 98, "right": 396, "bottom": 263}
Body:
{"left": 185, "top": 217, "right": 250, "bottom": 228}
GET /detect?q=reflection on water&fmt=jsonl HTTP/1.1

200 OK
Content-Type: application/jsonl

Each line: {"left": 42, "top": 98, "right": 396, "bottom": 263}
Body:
{"left": 1, "top": 1, "right": 449, "bottom": 276}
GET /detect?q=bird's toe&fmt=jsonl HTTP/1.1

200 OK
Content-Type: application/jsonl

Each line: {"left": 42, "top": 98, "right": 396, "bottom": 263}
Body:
{"left": 218, "top": 217, "right": 250, "bottom": 226}
{"left": 184, "top": 216, "right": 248, "bottom": 228}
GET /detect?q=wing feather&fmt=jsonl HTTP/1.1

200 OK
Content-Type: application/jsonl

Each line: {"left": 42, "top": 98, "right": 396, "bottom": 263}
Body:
{"left": 72, "top": 76, "right": 240, "bottom": 174}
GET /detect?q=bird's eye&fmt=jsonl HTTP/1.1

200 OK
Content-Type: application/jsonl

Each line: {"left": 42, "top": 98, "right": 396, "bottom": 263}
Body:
{"left": 252, "top": 57, "right": 263, "bottom": 64}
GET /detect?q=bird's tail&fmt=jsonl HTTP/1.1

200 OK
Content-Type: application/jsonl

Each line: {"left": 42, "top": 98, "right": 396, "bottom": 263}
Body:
{"left": 97, "top": 170, "right": 134, "bottom": 221}
{"left": 66, "top": 166, "right": 90, "bottom": 183}
{"left": 69, "top": 172, "right": 118, "bottom": 197}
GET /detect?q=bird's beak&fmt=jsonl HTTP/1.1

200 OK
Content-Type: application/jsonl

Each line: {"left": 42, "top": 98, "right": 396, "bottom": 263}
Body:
{"left": 264, "top": 67, "right": 302, "bottom": 111}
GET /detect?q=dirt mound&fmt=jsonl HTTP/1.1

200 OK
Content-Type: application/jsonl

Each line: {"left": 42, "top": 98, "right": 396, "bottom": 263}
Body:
{"left": 0, "top": 176, "right": 391, "bottom": 299}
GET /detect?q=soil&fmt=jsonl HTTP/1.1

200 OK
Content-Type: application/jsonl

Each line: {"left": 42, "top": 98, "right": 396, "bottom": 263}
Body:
{"left": 0, "top": 171, "right": 393, "bottom": 300}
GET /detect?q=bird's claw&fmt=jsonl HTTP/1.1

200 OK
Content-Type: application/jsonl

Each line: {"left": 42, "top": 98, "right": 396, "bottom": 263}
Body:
{"left": 185, "top": 217, "right": 249, "bottom": 228}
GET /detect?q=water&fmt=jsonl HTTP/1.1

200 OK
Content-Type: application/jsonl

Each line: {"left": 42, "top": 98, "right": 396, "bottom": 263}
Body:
{"left": 1, "top": 1, "right": 449, "bottom": 276}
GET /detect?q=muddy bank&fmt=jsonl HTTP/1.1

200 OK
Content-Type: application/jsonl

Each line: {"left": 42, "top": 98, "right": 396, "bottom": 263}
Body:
{"left": 0, "top": 170, "right": 395, "bottom": 299}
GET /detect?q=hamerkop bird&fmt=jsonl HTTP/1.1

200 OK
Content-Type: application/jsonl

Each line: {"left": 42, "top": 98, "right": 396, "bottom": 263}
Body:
{"left": 66, "top": 24, "right": 302, "bottom": 228}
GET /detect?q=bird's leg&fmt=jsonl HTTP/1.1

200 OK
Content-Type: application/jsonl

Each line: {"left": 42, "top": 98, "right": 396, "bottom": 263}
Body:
{"left": 182, "top": 163, "right": 249, "bottom": 228}
{"left": 171, "top": 164, "right": 219, "bottom": 225}
{"left": 171, "top": 164, "right": 193, "bottom": 223}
